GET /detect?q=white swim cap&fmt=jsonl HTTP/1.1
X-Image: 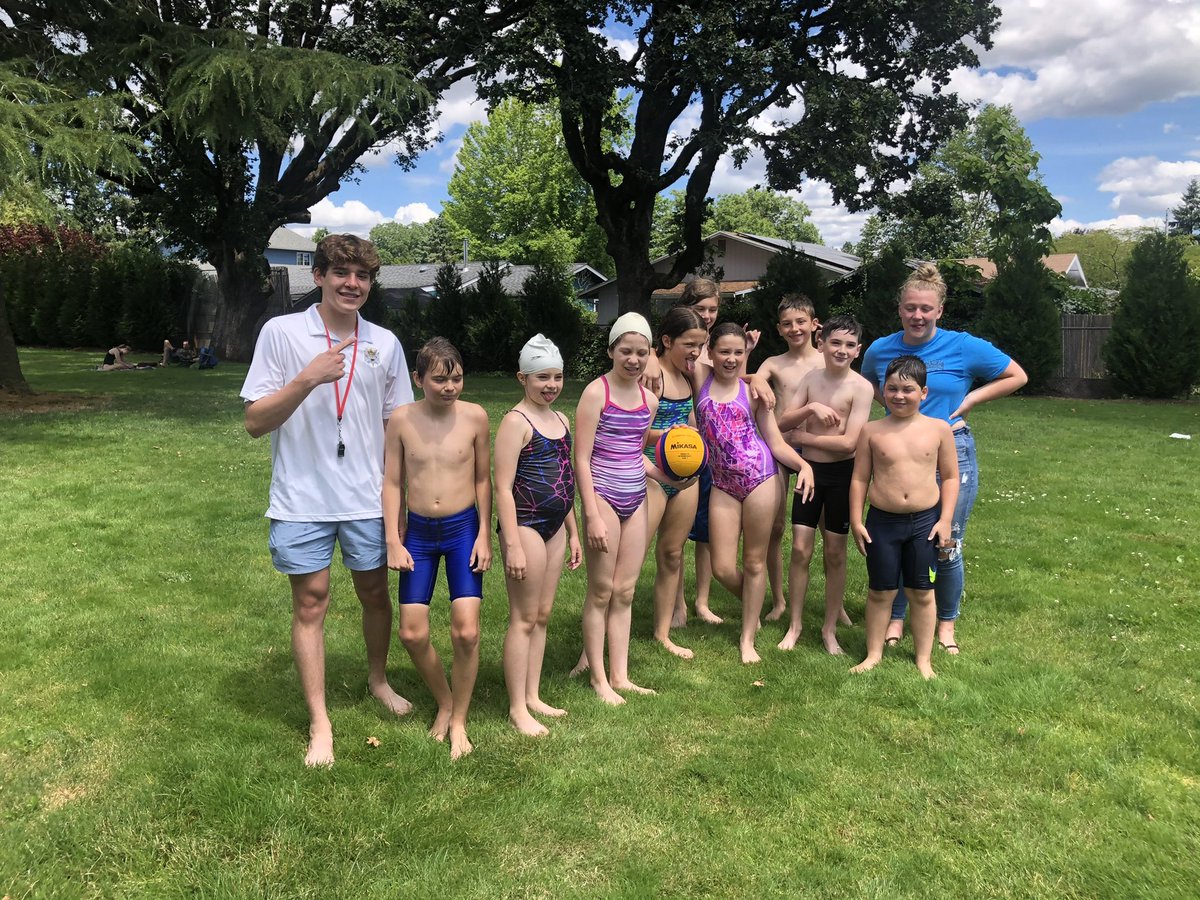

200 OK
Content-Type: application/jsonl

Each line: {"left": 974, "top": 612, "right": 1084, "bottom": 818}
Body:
{"left": 518, "top": 333, "right": 564, "bottom": 374}
{"left": 608, "top": 312, "right": 653, "bottom": 348}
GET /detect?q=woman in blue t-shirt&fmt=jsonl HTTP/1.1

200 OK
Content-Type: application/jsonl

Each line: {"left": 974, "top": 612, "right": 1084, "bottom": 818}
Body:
{"left": 859, "top": 263, "right": 1027, "bottom": 654}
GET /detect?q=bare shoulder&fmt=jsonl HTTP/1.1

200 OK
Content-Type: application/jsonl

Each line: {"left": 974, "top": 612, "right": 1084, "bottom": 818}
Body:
{"left": 462, "top": 401, "right": 490, "bottom": 429}
{"left": 850, "top": 370, "right": 876, "bottom": 397}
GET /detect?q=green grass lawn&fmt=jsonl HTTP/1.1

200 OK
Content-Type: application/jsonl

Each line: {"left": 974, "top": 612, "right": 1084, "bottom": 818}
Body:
{"left": 2, "top": 348, "right": 1198, "bottom": 899}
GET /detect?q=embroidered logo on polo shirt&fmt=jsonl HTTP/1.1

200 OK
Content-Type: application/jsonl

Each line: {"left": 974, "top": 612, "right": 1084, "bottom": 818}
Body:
{"left": 363, "top": 347, "right": 381, "bottom": 368}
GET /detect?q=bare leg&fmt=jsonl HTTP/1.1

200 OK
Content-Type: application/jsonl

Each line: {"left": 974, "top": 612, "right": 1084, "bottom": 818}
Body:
{"left": 351, "top": 567, "right": 412, "bottom": 716}
{"left": 398, "top": 605, "right": 453, "bottom": 740}
{"left": 652, "top": 486, "right": 697, "bottom": 659}
{"left": 908, "top": 588, "right": 937, "bottom": 680}
{"left": 735, "top": 479, "right": 779, "bottom": 663}
{"left": 581, "top": 501, "right": 625, "bottom": 705}
{"left": 851, "top": 589, "right": 894, "bottom": 674}
{"left": 502, "top": 528, "right": 550, "bottom": 736}
{"left": 608, "top": 504, "right": 655, "bottom": 695}
{"left": 448, "top": 597, "right": 481, "bottom": 758}
{"left": 527, "top": 527, "right": 568, "bottom": 718}
{"left": 765, "top": 473, "right": 790, "bottom": 621}
{"left": 290, "top": 570, "right": 335, "bottom": 766}
{"left": 819, "top": 533, "right": 850, "bottom": 656}
{"left": 160, "top": 340, "right": 173, "bottom": 367}
{"left": 693, "top": 543, "right": 722, "bottom": 623}
{"left": 671, "top": 572, "right": 688, "bottom": 628}
{"left": 779, "top": 524, "right": 815, "bottom": 650}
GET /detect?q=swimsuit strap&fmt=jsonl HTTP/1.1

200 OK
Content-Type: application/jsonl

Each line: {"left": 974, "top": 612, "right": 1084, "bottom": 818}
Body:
{"left": 601, "top": 374, "right": 611, "bottom": 407}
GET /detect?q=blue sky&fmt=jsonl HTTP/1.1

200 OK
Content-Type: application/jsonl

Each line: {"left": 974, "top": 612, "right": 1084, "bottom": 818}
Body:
{"left": 289, "top": 0, "right": 1200, "bottom": 251}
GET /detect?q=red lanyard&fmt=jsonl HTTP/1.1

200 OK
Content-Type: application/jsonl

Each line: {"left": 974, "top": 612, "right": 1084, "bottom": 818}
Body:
{"left": 324, "top": 319, "right": 359, "bottom": 457}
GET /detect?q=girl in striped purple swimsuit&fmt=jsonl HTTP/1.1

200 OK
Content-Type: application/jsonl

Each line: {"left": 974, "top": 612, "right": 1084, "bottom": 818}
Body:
{"left": 573, "top": 313, "right": 684, "bottom": 705}
{"left": 690, "top": 323, "right": 815, "bottom": 664}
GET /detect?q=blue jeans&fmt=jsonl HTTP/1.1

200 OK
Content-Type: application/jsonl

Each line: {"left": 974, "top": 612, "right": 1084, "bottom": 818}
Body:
{"left": 891, "top": 426, "right": 978, "bottom": 623}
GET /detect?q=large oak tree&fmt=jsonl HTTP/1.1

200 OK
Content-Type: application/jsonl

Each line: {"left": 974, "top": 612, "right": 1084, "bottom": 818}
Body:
{"left": 479, "top": 0, "right": 1000, "bottom": 316}
{"left": 1, "top": 1, "right": 527, "bottom": 360}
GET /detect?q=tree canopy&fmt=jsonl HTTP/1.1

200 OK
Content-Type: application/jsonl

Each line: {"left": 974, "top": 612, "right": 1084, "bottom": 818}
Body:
{"left": 651, "top": 187, "right": 821, "bottom": 258}
{"left": 480, "top": 0, "right": 999, "bottom": 315}
{"left": 1, "top": 1, "right": 526, "bottom": 359}
{"left": 1169, "top": 178, "right": 1200, "bottom": 242}
{"left": 442, "top": 98, "right": 611, "bottom": 270}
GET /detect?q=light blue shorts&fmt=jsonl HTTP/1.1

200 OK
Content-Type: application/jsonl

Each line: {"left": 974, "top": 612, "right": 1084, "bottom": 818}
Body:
{"left": 268, "top": 518, "right": 386, "bottom": 575}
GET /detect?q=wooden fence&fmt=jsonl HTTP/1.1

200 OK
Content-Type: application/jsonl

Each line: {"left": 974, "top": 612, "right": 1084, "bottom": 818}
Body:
{"left": 1058, "top": 313, "right": 1112, "bottom": 379}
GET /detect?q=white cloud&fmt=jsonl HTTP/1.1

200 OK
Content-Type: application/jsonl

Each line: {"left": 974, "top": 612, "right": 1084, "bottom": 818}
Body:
{"left": 393, "top": 202, "right": 438, "bottom": 224}
{"left": 432, "top": 78, "right": 488, "bottom": 135}
{"left": 1164, "top": 122, "right": 1180, "bottom": 134}
{"left": 1095, "top": 156, "right": 1200, "bottom": 216}
{"left": 949, "top": 0, "right": 1200, "bottom": 120}
{"left": 292, "top": 197, "right": 386, "bottom": 237}
{"left": 1050, "top": 214, "right": 1165, "bottom": 235}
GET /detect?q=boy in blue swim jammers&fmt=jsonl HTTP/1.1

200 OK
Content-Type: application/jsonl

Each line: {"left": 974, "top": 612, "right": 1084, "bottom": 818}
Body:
{"left": 383, "top": 338, "right": 492, "bottom": 759}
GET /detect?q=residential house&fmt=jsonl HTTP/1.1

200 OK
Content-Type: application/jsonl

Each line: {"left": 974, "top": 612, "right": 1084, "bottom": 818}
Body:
{"left": 955, "top": 253, "right": 1088, "bottom": 287}
{"left": 265, "top": 226, "right": 317, "bottom": 268}
{"left": 582, "top": 232, "right": 862, "bottom": 323}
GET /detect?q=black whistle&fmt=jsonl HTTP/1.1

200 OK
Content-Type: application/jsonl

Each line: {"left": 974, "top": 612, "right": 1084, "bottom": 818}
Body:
{"left": 337, "top": 441, "right": 345, "bottom": 459}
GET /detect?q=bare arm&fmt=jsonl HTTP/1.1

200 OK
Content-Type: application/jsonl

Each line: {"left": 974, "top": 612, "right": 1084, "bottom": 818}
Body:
{"left": 470, "top": 407, "right": 493, "bottom": 572}
{"left": 848, "top": 428, "right": 874, "bottom": 556}
{"left": 951, "top": 359, "right": 1027, "bottom": 421}
{"left": 244, "top": 336, "right": 356, "bottom": 438}
{"left": 573, "top": 381, "right": 608, "bottom": 552}
{"left": 929, "top": 423, "right": 960, "bottom": 546}
{"left": 382, "top": 414, "right": 413, "bottom": 571}
{"left": 796, "top": 381, "right": 875, "bottom": 456}
{"left": 754, "top": 399, "right": 814, "bottom": 502}
{"left": 493, "top": 411, "right": 531, "bottom": 580}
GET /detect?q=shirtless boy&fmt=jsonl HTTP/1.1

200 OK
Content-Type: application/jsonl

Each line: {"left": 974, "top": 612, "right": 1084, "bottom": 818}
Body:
{"left": 775, "top": 315, "right": 874, "bottom": 654}
{"left": 242, "top": 233, "right": 412, "bottom": 767}
{"left": 755, "top": 295, "right": 823, "bottom": 622}
{"left": 848, "top": 356, "right": 958, "bottom": 680}
{"left": 383, "top": 338, "right": 492, "bottom": 759}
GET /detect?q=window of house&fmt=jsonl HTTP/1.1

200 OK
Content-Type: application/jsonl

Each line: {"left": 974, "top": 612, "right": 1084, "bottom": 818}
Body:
{"left": 297, "top": 252, "right": 313, "bottom": 266}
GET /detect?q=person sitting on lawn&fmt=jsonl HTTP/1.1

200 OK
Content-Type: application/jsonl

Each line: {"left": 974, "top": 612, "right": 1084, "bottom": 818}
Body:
{"left": 161, "top": 339, "right": 197, "bottom": 367}
{"left": 99, "top": 343, "right": 133, "bottom": 370}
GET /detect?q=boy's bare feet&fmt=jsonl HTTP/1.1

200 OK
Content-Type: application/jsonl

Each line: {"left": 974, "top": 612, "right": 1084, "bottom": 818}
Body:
{"left": 528, "top": 698, "right": 567, "bottom": 718}
{"left": 764, "top": 602, "right": 786, "bottom": 622}
{"left": 612, "top": 679, "right": 656, "bottom": 695}
{"left": 916, "top": 661, "right": 937, "bottom": 680}
{"left": 821, "top": 630, "right": 844, "bottom": 655}
{"left": 659, "top": 638, "right": 694, "bottom": 660}
{"left": 449, "top": 725, "right": 473, "bottom": 759}
{"left": 777, "top": 625, "right": 802, "bottom": 651}
{"left": 304, "top": 725, "right": 334, "bottom": 768}
{"left": 591, "top": 681, "right": 626, "bottom": 706}
{"left": 568, "top": 655, "right": 590, "bottom": 678}
{"left": 695, "top": 605, "right": 723, "bottom": 624}
{"left": 671, "top": 602, "right": 687, "bottom": 628}
{"left": 740, "top": 642, "right": 762, "bottom": 664}
{"left": 509, "top": 712, "right": 549, "bottom": 737}
{"left": 839, "top": 608, "right": 854, "bottom": 626}
{"left": 369, "top": 681, "right": 413, "bottom": 716}
{"left": 850, "top": 655, "right": 881, "bottom": 674}
{"left": 429, "top": 707, "right": 452, "bottom": 742}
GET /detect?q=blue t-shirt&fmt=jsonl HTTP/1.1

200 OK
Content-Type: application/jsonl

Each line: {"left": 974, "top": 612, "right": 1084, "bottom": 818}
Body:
{"left": 860, "top": 329, "right": 1011, "bottom": 428}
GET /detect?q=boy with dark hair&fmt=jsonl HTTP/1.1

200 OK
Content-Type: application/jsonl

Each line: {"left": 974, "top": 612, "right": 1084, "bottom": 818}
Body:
{"left": 755, "top": 293, "right": 824, "bottom": 622}
{"left": 848, "top": 355, "right": 958, "bottom": 680}
{"left": 776, "top": 314, "right": 875, "bottom": 654}
{"left": 241, "top": 233, "right": 412, "bottom": 767}
{"left": 383, "top": 337, "right": 492, "bottom": 760}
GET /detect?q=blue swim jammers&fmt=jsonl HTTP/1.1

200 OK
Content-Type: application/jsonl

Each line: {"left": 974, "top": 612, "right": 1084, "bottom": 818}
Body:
{"left": 397, "top": 506, "right": 484, "bottom": 604}
{"left": 863, "top": 503, "right": 940, "bottom": 592}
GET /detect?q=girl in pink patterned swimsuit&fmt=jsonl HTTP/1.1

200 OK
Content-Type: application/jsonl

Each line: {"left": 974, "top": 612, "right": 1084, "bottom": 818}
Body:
{"left": 690, "top": 323, "right": 815, "bottom": 664}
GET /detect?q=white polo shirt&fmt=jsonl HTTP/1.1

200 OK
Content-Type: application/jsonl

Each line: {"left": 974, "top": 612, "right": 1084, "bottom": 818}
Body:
{"left": 241, "top": 304, "right": 412, "bottom": 521}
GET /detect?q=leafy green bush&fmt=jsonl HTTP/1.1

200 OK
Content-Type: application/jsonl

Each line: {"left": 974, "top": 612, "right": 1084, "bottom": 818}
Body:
{"left": 1105, "top": 231, "right": 1200, "bottom": 398}
{"left": 978, "top": 243, "right": 1062, "bottom": 392}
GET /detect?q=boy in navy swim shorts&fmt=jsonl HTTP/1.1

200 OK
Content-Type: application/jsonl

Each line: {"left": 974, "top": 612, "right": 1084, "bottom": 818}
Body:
{"left": 847, "top": 356, "right": 958, "bottom": 680}
{"left": 383, "top": 338, "right": 492, "bottom": 759}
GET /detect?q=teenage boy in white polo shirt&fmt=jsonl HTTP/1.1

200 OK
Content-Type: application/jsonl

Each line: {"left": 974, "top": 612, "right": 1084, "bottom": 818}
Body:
{"left": 241, "top": 234, "right": 413, "bottom": 767}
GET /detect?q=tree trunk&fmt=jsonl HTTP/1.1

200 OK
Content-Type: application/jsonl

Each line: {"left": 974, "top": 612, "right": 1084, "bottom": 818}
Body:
{"left": 210, "top": 242, "right": 274, "bottom": 362}
{"left": 0, "top": 279, "right": 32, "bottom": 395}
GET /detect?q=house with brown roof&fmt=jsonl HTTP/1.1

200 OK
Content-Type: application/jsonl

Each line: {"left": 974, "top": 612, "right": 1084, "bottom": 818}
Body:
{"left": 956, "top": 253, "right": 1088, "bottom": 287}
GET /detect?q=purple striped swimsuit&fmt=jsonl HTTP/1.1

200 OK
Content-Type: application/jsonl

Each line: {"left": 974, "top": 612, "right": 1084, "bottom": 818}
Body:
{"left": 590, "top": 375, "right": 651, "bottom": 521}
{"left": 695, "top": 374, "right": 776, "bottom": 503}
